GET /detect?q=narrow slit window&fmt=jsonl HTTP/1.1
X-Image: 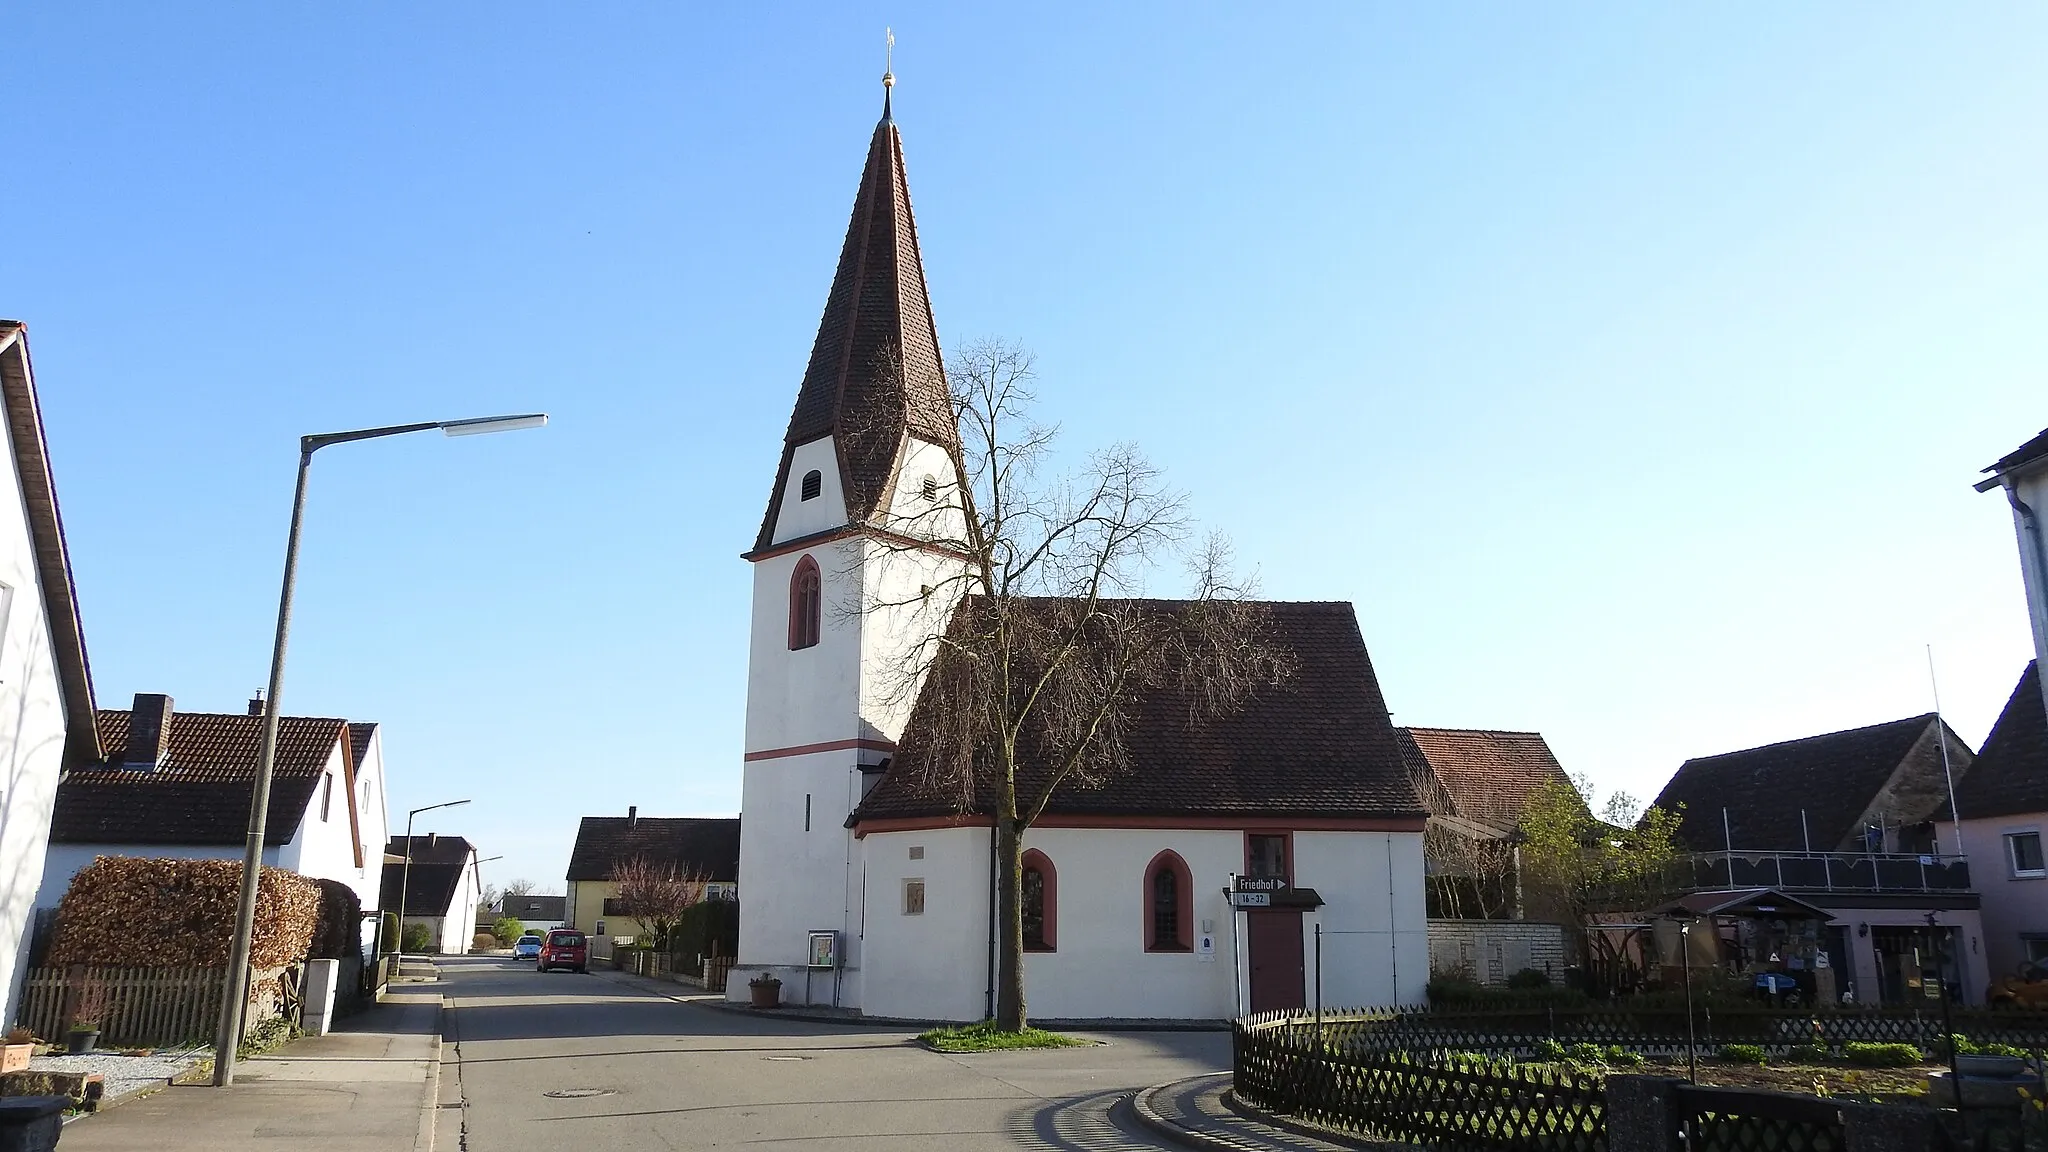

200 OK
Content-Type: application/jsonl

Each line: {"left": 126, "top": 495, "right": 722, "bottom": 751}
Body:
{"left": 789, "top": 557, "right": 822, "bottom": 650}
{"left": 800, "top": 470, "right": 822, "bottom": 501}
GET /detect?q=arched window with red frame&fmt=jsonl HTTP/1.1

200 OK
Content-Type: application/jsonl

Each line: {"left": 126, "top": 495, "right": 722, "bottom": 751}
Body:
{"left": 788, "top": 556, "right": 821, "bottom": 650}
{"left": 1144, "top": 849, "right": 1193, "bottom": 952}
{"left": 1021, "top": 849, "right": 1057, "bottom": 952}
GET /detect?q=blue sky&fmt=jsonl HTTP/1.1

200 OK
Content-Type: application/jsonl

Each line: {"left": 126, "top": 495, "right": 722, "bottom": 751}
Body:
{"left": 6, "top": 6, "right": 2044, "bottom": 889}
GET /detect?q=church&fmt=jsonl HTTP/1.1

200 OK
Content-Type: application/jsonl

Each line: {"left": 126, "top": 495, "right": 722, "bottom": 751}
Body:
{"left": 726, "top": 85, "right": 1428, "bottom": 1022}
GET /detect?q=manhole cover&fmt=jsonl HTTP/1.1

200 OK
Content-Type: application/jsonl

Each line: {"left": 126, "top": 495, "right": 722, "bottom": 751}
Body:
{"left": 542, "top": 1088, "right": 616, "bottom": 1099}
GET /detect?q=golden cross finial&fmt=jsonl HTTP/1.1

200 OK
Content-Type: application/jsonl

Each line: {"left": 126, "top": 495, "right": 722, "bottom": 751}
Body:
{"left": 884, "top": 27, "right": 895, "bottom": 90}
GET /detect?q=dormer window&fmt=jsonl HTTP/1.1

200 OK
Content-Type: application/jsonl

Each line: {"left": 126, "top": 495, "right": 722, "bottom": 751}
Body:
{"left": 920, "top": 474, "right": 938, "bottom": 501}
{"left": 800, "top": 470, "right": 822, "bottom": 501}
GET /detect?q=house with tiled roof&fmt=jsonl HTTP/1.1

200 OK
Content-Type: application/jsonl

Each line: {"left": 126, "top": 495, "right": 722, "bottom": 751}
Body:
{"left": 1940, "top": 663, "right": 2048, "bottom": 989}
{"left": 380, "top": 834, "right": 481, "bottom": 954}
{"left": 0, "top": 323, "right": 105, "bottom": 1023}
{"left": 1397, "top": 728, "right": 1577, "bottom": 983}
{"left": 724, "top": 89, "right": 1428, "bottom": 1022}
{"left": 1650, "top": 716, "right": 1984, "bottom": 1005}
{"left": 563, "top": 809, "right": 739, "bottom": 938}
{"left": 37, "top": 692, "right": 392, "bottom": 921}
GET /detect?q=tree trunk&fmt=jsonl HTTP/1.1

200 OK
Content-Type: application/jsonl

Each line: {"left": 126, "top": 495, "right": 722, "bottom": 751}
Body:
{"left": 994, "top": 815, "right": 1026, "bottom": 1031}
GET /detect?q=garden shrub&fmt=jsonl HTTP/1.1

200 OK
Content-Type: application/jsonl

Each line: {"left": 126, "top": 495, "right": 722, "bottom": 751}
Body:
{"left": 1606, "top": 1046, "right": 1646, "bottom": 1067}
{"left": 50, "top": 857, "right": 320, "bottom": 968}
{"left": 1934, "top": 1033, "right": 1980, "bottom": 1057}
{"left": 401, "top": 922, "right": 432, "bottom": 953}
{"left": 1718, "top": 1044, "right": 1767, "bottom": 1065}
{"left": 1567, "top": 1042, "right": 1607, "bottom": 1064}
{"left": 1844, "top": 1042, "right": 1922, "bottom": 1067}
{"left": 309, "top": 879, "right": 362, "bottom": 960}
{"left": 1506, "top": 967, "right": 1551, "bottom": 990}
{"left": 492, "top": 917, "right": 525, "bottom": 943}
{"left": 1787, "top": 1043, "right": 1828, "bottom": 1063}
{"left": 1533, "top": 1039, "right": 1567, "bottom": 1061}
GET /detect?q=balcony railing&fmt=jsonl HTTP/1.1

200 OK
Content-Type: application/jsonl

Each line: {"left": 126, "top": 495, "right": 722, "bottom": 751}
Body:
{"left": 1679, "top": 851, "right": 1972, "bottom": 895}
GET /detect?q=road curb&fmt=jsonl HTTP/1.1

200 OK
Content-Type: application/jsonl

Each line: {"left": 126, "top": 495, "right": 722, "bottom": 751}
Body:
{"left": 1129, "top": 1077, "right": 1245, "bottom": 1151}
{"left": 413, "top": 995, "right": 445, "bottom": 1152}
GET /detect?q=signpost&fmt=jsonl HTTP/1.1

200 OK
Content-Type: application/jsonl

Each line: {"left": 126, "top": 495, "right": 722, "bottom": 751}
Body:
{"left": 1232, "top": 876, "right": 1288, "bottom": 909}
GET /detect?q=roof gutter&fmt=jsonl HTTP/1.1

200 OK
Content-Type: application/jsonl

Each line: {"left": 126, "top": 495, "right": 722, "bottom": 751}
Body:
{"left": 1980, "top": 466, "right": 2048, "bottom": 719}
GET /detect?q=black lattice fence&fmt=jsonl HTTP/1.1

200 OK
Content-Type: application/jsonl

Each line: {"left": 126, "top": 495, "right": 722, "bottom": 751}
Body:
{"left": 1676, "top": 1084, "right": 1845, "bottom": 1152}
{"left": 1236, "top": 1012, "right": 1606, "bottom": 1152}
{"left": 1295, "top": 1005, "right": 2048, "bottom": 1061}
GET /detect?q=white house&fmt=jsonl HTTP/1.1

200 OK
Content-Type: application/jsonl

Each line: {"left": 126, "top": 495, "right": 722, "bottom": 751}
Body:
{"left": 1939, "top": 429, "right": 2048, "bottom": 992}
{"left": 380, "top": 834, "right": 482, "bottom": 954}
{"left": 725, "top": 92, "right": 1429, "bottom": 1021}
{"left": 0, "top": 322, "right": 103, "bottom": 1025}
{"left": 38, "top": 694, "right": 392, "bottom": 917}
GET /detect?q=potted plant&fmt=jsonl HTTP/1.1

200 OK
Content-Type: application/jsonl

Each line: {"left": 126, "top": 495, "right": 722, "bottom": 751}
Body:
{"left": 66, "top": 980, "right": 110, "bottom": 1055}
{"left": 748, "top": 972, "right": 782, "bottom": 1009}
{"left": 0, "top": 1027, "right": 32, "bottom": 1072}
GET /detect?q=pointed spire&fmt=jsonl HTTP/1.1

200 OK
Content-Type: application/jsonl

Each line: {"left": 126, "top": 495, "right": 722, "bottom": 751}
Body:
{"left": 882, "top": 27, "right": 895, "bottom": 121}
{"left": 753, "top": 86, "right": 956, "bottom": 554}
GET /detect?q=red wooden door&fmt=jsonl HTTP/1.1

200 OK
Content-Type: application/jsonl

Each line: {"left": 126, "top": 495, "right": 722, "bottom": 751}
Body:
{"left": 1247, "top": 910, "right": 1305, "bottom": 1012}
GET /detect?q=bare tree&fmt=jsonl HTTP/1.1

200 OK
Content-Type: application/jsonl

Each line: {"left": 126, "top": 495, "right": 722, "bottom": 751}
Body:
{"left": 504, "top": 878, "right": 539, "bottom": 897}
{"left": 863, "top": 338, "right": 1291, "bottom": 1032}
{"left": 608, "top": 857, "right": 706, "bottom": 948}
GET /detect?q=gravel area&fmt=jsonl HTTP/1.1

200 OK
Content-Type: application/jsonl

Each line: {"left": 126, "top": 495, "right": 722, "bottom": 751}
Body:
{"left": 32, "top": 1048, "right": 205, "bottom": 1102}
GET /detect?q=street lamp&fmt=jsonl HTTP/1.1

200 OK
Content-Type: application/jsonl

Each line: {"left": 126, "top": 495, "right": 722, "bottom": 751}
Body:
{"left": 211, "top": 413, "right": 545, "bottom": 1089}
{"left": 399, "top": 799, "right": 475, "bottom": 962}
{"left": 1673, "top": 913, "right": 1699, "bottom": 1083}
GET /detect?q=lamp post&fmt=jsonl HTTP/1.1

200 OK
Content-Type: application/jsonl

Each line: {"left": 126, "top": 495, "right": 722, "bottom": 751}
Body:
{"left": 1675, "top": 914, "right": 1699, "bottom": 1083}
{"left": 211, "top": 413, "right": 545, "bottom": 1089}
{"left": 399, "top": 799, "right": 474, "bottom": 960}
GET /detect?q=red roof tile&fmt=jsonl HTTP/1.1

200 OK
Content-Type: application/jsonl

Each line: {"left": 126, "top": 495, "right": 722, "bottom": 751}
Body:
{"left": 1398, "top": 727, "right": 1573, "bottom": 831}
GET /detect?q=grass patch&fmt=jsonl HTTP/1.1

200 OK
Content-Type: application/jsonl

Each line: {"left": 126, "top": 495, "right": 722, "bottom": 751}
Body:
{"left": 918, "top": 1020, "right": 1091, "bottom": 1052}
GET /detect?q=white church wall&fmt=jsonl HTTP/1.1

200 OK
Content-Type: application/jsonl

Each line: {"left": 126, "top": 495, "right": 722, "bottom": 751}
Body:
{"left": 1294, "top": 831, "right": 1429, "bottom": 1007}
{"left": 1016, "top": 827, "right": 1243, "bottom": 1020}
{"left": 733, "top": 749, "right": 868, "bottom": 996}
{"left": 768, "top": 438, "right": 848, "bottom": 546}
{"left": 743, "top": 541, "right": 865, "bottom": 753}
{"left": 860, "top": 826, "right": 990, "bottom": 1022}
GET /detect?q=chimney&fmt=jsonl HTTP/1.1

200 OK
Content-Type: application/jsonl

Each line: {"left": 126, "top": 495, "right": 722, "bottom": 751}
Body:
{"left": 124, "top": 693, "right": 174, "bottom": 770}
{"left": 628, "top": 805, "right": 638, "bottom": 830}
{"left": 247, "top": 689, "right": 265, "bottom": 717}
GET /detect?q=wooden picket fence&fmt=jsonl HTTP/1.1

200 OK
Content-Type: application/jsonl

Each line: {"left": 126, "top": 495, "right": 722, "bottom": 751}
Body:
{"left": 15, "top": 966, "right": 226, "bottom": 1048}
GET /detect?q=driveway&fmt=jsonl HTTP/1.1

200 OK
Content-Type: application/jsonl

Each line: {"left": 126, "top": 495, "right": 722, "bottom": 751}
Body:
{"left": 439, "top": 955, "right": 1229, "bottom": 1150}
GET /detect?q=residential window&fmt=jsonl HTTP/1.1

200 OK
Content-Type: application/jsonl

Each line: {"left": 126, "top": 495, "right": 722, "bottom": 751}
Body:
{"left": 1247, "top": 833, "right": 1289, "bottom": 881}
{"left": 903, "top": 878, "right": 926, "bottom": 916}
{"left": 2010, "top": 832, "right": 2045, "bottom": 878}
{"left": 789, "top": 557, "right": 822, "bottom": 650}
{"left": 801, "top": 470, "right": 822, "bottom": 501}
{"left": 1145, "top": 850, "right": 1192, "bottom": 952}
{"left": 320, "top": 775, "right": 333, "bottom": 821}
{"left": 2025, "top": 937, "right": 2048, "bottom": 968}
{"left": 1022, "top": 849, "right": 1056, "bottom": 952}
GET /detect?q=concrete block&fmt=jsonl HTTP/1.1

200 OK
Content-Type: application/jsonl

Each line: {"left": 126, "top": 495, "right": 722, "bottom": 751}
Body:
{"left": 1605, "top": 1075, "right": 1684, "bottom": 1152}
{"left": 1839, "top": 1100, "right": 1944, "bottom": 1152}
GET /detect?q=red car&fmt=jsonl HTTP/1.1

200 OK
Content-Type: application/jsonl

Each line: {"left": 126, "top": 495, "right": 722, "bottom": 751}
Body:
{"left": 538, "top": 929, "right": 588, "bottom": 973}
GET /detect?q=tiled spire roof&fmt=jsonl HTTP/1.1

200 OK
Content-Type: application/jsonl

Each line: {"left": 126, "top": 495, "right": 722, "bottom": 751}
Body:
{"left": 754, "top": 97, "right": 956, "bottom": 553}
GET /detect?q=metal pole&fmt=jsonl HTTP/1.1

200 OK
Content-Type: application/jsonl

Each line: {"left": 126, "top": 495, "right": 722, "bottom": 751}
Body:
{"left": 399, "top": 809, "right": 417, "bottom": 954}
{"left": 1927, "top": 647, "right": 1965, "bottom": 857}
{"left": 1929, "top": 912, "right": 1961, "bottom": 1108}
{"left": 212, "top": 446, "right": 312, "bottom": 1087}
{"left": 1722, "top": 808, "right": 1735, "bottom": 888}
{"left": 1314, "top": 922, "right": 1322, "bottom": 1034}
{"left": 1681, "top": 922, "right": 1697, "bottom": 1083}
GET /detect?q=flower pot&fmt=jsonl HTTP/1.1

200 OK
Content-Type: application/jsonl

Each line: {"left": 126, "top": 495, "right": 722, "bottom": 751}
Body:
{"left": 1956, "top": 1054, "right": 2028, "bottom": 1079}
{"left": 749, "top": 979, "right": 782, "bottom": 1009}
{"left": 0, "top": 1043, "right": 30, "bottom": 1073}
{"left": 65, "top": 1028, "right": 99, "bottom": 1055}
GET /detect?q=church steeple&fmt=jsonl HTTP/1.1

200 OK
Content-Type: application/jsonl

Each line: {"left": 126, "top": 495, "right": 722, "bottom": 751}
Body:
{"left": 753, "top": 92, "right": 955, "bottom": 554}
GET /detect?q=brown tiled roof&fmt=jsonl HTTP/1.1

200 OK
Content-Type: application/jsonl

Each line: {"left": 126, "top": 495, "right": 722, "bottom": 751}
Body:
{"left": 1651, "top": 714, "right": 1945, "bottom": 854}
{"left": 346, "top": 722, "right": 377, "bottom": 772}
{"left": 854, "top": 601, "right": 1423, "bottom": 823}
{"left": 1398, "top": 727, "right": 1573, "bottom": 831}
{"left": 51, "top": 709, "right": 348, "bottom": 845}
{"left": 380, "top": 835, "right": 476, "bottom": 916}
{"left": 753, "top": 98, "right": 959, "bottom": 553}
{"left": 1946, "top": 662, "right": 2048, "bottom": 821}
{"left": 564, "top": 816, "right": 740, "bottom": 882}
{"left": 0, "top": 323, "right": 99, "bottom": 766}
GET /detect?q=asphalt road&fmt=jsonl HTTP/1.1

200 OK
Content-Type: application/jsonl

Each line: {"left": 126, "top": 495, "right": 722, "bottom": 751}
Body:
{"left": 437, "top": 955, "right": 1231, "bottom": 1150}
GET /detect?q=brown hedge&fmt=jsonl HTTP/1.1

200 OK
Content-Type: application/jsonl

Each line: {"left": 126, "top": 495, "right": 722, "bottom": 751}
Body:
{"left": 309, "top": 878, "right": 362, "bottom": 961}
{"left": 49, "top": 857, "right": 322, "bottom": 969}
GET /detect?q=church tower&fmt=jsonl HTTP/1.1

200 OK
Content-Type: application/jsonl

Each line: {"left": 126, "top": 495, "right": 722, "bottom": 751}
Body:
{"left": 731, "top": 86, "right": 969, "bottom": 1005}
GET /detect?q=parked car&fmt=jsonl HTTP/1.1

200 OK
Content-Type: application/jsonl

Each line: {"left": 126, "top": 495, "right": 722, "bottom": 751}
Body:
{"left": 512, "top": 934, "right": 544, "bottom": 960}
{"left": 539, "top": 929, "right": 587, "bottom": 973}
